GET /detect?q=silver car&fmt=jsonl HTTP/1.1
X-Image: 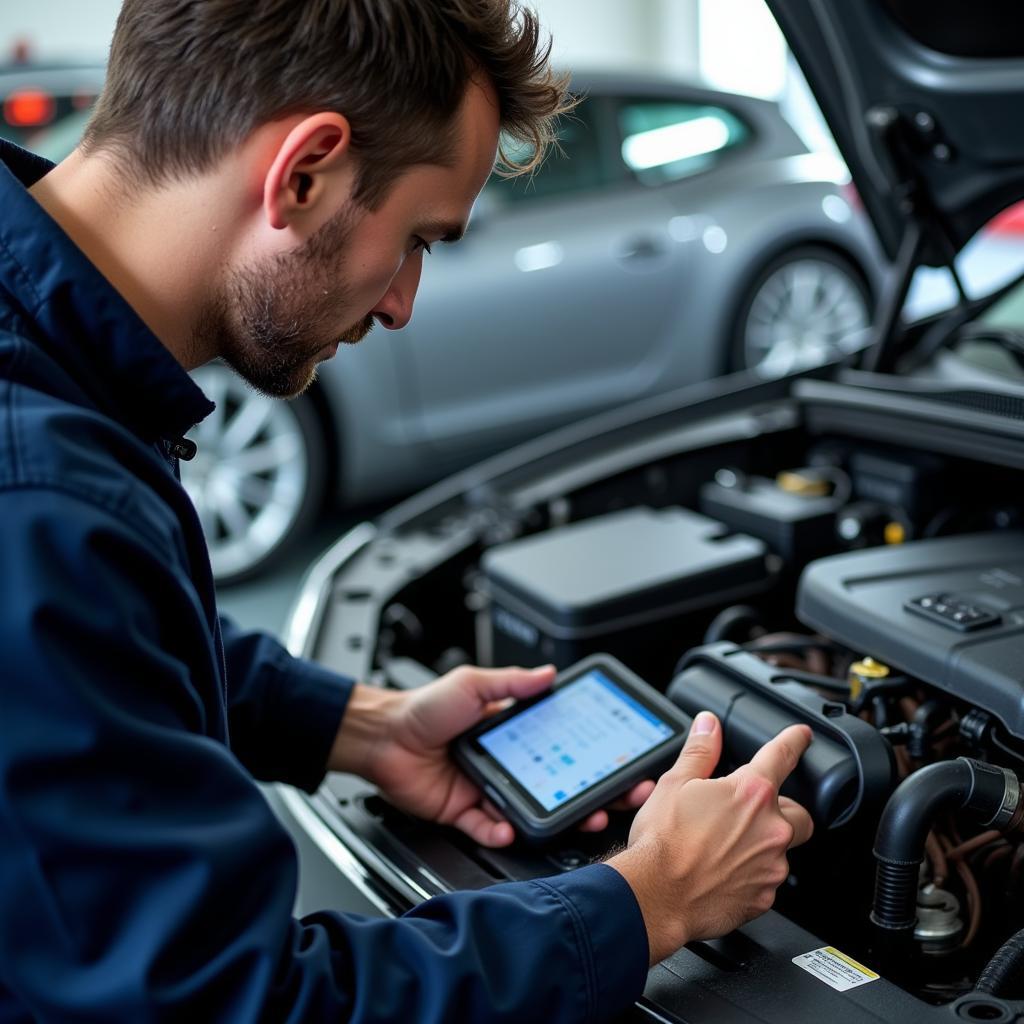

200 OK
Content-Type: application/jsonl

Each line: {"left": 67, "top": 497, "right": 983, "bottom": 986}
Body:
{"left": 22, "top": 71, "right": 885, "bottom": 582}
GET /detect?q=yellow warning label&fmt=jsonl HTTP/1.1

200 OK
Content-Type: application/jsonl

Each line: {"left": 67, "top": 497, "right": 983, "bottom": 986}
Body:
{"left": 792, "top": 947, "right": 880, "bottom": 992}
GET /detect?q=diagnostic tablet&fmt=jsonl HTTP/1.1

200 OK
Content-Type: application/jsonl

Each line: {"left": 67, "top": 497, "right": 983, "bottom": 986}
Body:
{"left": 453, "top": 654, "right": 690, "bottom": 842}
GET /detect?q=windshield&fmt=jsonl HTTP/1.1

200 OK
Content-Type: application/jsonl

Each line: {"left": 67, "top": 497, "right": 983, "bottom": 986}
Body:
{"left": 905, "top": 222, "right": 1024, "bottom": 325}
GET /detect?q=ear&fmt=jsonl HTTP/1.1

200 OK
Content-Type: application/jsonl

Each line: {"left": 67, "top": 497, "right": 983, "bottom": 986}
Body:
{"left": 263, "top": 112, "right": 353, "bottom": 231}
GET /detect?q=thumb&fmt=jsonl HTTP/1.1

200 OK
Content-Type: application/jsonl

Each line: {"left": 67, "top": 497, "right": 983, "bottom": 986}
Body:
{"left": 669, "top": 711, "right": 723, "bottom": 783}
{"left": 453, "top": 664, "right": 556, "bottom": 706}
{"left": 410, "top": 664, "right": 556, "bottom": 741}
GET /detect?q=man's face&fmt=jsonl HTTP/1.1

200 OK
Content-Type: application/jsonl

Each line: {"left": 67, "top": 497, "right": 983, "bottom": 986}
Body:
{"left": 201, "top": 79, "right": 501, "bottom": 399}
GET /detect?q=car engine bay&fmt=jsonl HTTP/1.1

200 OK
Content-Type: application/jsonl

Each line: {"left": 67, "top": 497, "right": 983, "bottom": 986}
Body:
{"left": 290, "top": 355, "right": 1024, "bottom": 1021}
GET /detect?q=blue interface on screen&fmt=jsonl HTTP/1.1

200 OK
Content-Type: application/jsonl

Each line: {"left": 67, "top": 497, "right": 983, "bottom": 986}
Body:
{"left": 477, "top": 670, "right": 674, "bottom": 811}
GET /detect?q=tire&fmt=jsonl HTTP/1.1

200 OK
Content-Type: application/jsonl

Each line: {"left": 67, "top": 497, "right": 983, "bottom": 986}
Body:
{"left": 181, "top": 363, "right": 329, "bottom": 585}
{"left": 730, "top": 245, "right": 873, "bottom": 375}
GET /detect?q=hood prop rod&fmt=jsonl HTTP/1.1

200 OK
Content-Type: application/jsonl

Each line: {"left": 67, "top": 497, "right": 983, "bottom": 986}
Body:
{"left": 861, "top": 106, "right": 966, "bottom": 374}
{"left": 862, "top": 220, "right": 925, "bottom": 374}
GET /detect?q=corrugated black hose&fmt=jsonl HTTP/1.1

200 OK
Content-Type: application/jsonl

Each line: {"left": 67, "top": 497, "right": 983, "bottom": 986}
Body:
{"left": 872, "top": 758, "right": 1020, "bottom": 935}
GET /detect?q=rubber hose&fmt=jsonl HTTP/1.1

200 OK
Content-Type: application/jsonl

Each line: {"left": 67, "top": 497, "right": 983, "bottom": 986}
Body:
{"left": 702, "top": 605, "right": 761, "bottom": 645}
{"left": 976, "top": 927, "right": 1024, "bottom": 997}
{"left": 872, "top": 758, "right": 1009, "bottom": 933}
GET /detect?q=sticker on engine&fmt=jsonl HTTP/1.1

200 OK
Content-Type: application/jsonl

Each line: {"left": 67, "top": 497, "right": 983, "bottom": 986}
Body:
{"left": 792, "top": 947, "right": 880, "bottom": 992}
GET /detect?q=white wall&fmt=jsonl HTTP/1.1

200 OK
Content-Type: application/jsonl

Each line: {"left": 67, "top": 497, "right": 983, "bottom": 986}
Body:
{"left": 0, "top": 0, "right": 703, "bottom": 76}
{"left": 0, "top": 0, "right": 120, "bottom": 62}
{"left": 539, "top": 0, "right": 701, "bottom": 78}
{"left": 698, "top": 0, "right": 788, "bottom": 99}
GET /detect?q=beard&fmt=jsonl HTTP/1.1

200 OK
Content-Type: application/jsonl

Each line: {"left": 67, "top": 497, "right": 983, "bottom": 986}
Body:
{"left": 192, "top": 205, "right": 375, "bottom": 399}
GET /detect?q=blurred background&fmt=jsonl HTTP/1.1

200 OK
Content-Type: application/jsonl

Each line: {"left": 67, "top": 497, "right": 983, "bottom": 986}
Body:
{"left": 5, "top": 0, "right": 1024, "bottom": 634}
{"left": 0, "top": 1, "right": 826, "bottom": 142}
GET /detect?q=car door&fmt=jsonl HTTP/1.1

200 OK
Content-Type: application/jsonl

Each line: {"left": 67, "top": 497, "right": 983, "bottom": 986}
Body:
{"left": 394, "top": 93, "right": 689, "bottom": 465}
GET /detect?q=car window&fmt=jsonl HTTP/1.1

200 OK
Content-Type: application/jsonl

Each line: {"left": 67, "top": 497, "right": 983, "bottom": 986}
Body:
{"left": 936, "top": 277, "right": 1024, "bottom": 380}
{"left": 485, "top": 97, "right": 610, "bottom": 205}
{"left": 618, "top": 99, "right": 750, "bottom": 187}
{"left": 980, "top": 278, "right": 1024, "bottom": 331}
{"left": 904, "top": 201, "right": 1024, "bottom": 322}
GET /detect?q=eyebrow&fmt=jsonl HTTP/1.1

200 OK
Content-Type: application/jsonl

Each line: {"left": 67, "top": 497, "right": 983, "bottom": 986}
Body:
{"left": 419, "top": 221, "right": 465, "bottom": 244}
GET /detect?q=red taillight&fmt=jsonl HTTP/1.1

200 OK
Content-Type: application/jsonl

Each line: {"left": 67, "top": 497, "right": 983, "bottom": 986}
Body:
{"left": 987, "top": 201, "right": 1024, "bottom": 236}
{"left": 4, "top": 90, "right": 56, "bottom": 128}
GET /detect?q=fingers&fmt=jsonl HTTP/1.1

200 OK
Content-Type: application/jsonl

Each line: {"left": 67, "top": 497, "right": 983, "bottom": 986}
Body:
{"left": 778, "top": 796, "right": 814, "bottom": 848}
{"left": 446, "top": 664, "right": 556, "bottom": 706}
{"left": 452, "top": 805, "right": 516, "bottom": 848}
{"left": 413, "top": 665, "right": 555, "bottom": 740}
{"left": 578, "top": 779, "right": 656, "bottom": 832}
{"left": 668, "top": 712, "right": 723, "bottom": 784}
{"left": 482, "top": 698, "right": 515, "bottom": 719}
{"left": 608, "top": 780, "right": 656, "bottom": 811}
{"left": 746, "top": 725, "right": 813, "bottom": 790}
{"left": 579, "top": 809, "right": 609, "bottom": 832}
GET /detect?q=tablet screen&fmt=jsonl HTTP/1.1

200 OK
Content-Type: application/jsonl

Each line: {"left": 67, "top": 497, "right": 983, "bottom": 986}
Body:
{"left": 476, "top": 669, "right": 676, "bottom": 811}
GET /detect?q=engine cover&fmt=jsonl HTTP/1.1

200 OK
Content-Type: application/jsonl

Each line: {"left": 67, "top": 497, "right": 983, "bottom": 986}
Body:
{"left": 797, "top": 531, "right": 1024, "bottom": 738}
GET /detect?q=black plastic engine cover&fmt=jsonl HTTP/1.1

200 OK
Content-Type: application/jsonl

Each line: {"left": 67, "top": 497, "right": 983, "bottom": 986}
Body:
{"left": 797, "top": 531, "right": 1024, "bottom": 738}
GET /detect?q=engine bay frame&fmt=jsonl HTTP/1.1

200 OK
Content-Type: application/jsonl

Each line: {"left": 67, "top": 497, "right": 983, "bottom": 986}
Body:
{"left": 280, "top": 363, "right": 1024, "bottom": 1023}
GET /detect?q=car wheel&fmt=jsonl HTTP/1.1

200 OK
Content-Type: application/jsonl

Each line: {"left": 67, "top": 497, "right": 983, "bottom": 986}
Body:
{"left": 182, "top": 364, "right": 328, "bottom": 585}
{"left": 732, "top": 245, "right": 873, "bottom": 375}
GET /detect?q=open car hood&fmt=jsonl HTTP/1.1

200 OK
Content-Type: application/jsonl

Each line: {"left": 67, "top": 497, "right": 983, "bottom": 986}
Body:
{"left": 767, "top": 0, "right": 1024, "bottom": 266}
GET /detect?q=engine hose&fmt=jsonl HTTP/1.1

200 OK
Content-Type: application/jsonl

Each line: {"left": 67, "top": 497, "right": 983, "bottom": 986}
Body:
{"left": 702, "top": 605, "right": 761, "bottom": 645}
{"left": 674, "top": 607, "right": 764, "bottom": 679}
{"left": 871, "top": 758, "right": 1021, "bottom": 935}
{"left": 976, "top": 927, "right": 1024, "bottom": 997}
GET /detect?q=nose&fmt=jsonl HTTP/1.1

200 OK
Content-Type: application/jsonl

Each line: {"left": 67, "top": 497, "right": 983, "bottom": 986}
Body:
{"left": 372, "top": 256, "right": 422, "bottom": 331}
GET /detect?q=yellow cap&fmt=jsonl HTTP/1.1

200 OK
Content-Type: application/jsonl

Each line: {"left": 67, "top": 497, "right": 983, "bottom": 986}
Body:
{"left": 884, "top": 521, "right": 906, "bottom": 545}
{"left": 776, "top": 471, "right": 830, "bottom": 497}
{"left": 848, "top": 657, "right": 891, "bottom": 700}
{"left": 851, "top": 657, "right": 890, "bottom": 679}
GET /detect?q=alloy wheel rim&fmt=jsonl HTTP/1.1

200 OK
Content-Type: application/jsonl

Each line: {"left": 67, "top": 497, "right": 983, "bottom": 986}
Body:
{"left": 744, "top": 258, "right": 872, "bottom": 377}
{"left": 182, "top": 365, "right": 309, "bottom": 580}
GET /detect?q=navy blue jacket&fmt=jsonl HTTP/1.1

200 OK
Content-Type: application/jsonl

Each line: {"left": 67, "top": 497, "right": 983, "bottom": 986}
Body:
{"left": 0, "top": 142, "right": 649, "bottom": 1022}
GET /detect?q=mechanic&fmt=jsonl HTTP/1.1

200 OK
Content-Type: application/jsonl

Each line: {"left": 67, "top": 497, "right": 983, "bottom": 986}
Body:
{"left": 0, "top": 1, "right": 814, "bottom": 1021}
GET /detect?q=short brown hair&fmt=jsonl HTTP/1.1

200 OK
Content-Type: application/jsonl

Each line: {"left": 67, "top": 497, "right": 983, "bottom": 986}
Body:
{"left": 83, "top": 0, "right": 571, "bottom": 207}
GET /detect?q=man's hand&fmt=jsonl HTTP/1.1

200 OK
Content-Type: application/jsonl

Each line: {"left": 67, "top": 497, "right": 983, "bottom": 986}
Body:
{"left": 327, "top": 665, "right": 656, "bottom": 847}
{"left": 607, "top": 712, "right": 814, "bottom": 965}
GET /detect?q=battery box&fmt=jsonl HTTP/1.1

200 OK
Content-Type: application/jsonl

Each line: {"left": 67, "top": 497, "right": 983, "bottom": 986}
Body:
{"left": 480, "top": 506, "right": 771, "bottom": 674}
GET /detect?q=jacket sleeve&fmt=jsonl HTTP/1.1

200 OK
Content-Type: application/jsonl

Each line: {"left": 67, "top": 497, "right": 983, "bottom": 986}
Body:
{"left": 219, "top": 616, "right": 353, "bottom": 793}
{"left": 0, "top": 487, "right": 650, "bottom": 1023}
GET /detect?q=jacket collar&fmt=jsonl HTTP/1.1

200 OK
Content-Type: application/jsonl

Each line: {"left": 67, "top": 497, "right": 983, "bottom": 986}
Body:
{"left": 0, "top": 140, "right": 213, "bottom": 443}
